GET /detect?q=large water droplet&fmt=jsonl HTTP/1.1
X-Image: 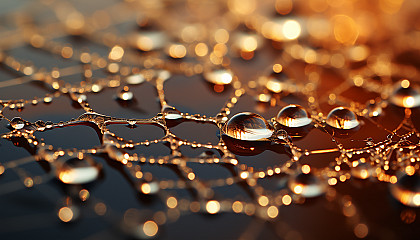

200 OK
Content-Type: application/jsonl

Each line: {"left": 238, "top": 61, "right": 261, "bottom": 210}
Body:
{"left": 10, "top": 117, "right": 25, "bottom": 130}
{"left": 326, "top": 107, "right": 359, "bottom": 129}
{"left": 390, "top": 84, "right": 420, "bottom": 108}
{"left": 117, "top": 86, "right": 134, "bottom": 101}
{"left": 162, "top": 105, "right": 182, "bottom": 120}
{"left": 390, "top": 172, "right": 420, "bottom": 207}
{"left": 56, "top": 158, "right": 100, "bottom": 184}
{"left": 288, "top": 172, "right": 326, "bottom": 198}
{"left": 223, "top": 112, "right": 273, "bottom": 141}
{"left": 204, "top": 69, "right": 233, "bottom": 85}
{"left": 277, "top": 104, "right": 312, "bottom": 127}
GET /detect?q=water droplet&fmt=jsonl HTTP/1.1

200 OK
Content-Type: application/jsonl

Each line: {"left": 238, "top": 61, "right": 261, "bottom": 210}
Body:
{"left": 76, "top": 94, "right": 87, "bottom": 103}
{"left": 126, "top": 73, "right": 145, "bottom": 85}
{"left": 43, "top": 95, "right": 53, "bottom": 103}
{"left": 117, "top": 86, "right": 134, "bottom": 101}
{"left": 35, "top": 120, "right": 46, "bottom": 131}
{"left": 326, "top": 107, "right": 359, "bottom": 129}
{"left": 10, "top": 117, "right": 25, "bottom": 130}
{"left": 276, "top": 104, "right": 312, "bottom": 127}
{"left": 390, "top": 173, "right": 420, "bottom": 207}
{"left": 265, "top": 71, "right": 288, "bottom": 93}
{"left": 223, "top": 112, "right": 273, "bottom": 141}
{"left": 162, "top": 105, "right": 182, "bottom": 120}
{"left": 390, "top": 84, "right": 420, "bottom": 108}
{"left": 288, "top": 172, "right": 326, "bottom": 198}
{"left": 204, "top": 69, "right": 233, "bottom": 85}
{"left": 56, "top": 158, "right": 100, "bottom": 184}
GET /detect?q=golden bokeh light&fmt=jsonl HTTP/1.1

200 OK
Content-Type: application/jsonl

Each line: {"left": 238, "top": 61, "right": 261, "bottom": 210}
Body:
{"left": 206, "top": 200, "right": 220, "bottom": 214}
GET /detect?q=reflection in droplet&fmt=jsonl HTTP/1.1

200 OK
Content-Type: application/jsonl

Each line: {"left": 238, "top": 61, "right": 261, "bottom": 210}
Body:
{"left": 326, "top": 107, "right": 360, "bottom": 129}
{"left": 162, "top": 105, "right": 182, "bottom": 120}
{"left": 277, "top": 104, "right": 311, "bottom": 127}
{"left": 204, "top": 69, "right": 233, "bottom": 85}
{"left": 390, "top": 172, "right": 420, "bottom": 207}
{"left": 223, "top": 112, "right": 273, "bottom": 141}
{"left": 10, "top": 117, "right": 25, "bottom": 130}
{"left": 288, "top": 172, "right": 326, "bottom": 198}
{"left": 57, "top": 158, "right": 100, "bottom": 184}
{"left": 366, "top": 101, "right": 382, "bottom": 117}
{"left": 390, "top": 84, "right": 420, "bottom": 108}
{"left": 117, "top": 86, "right": 134, "bottom": 101}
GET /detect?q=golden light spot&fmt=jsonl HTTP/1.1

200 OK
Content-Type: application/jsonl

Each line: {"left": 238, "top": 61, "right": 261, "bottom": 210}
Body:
{"left": 232, "top": 201, "right": 243, "bottom": 213}
{"left": 413, "top": 194, "right": 420, "bottom": 206}
{"left": 206, "top": 200, "right": 220, "bottom": 214}
{"left": 240, "top": 36, "right": 258, "bottom": 52}
{"left": 275, "top": 0, "right": 293, "bottom": 15}
{"left": 267, "top": 206, "right": 279, "bottom": 218}
{"left": 240, "top": 172, "right": 249, "bottom": 179}
{"left": 349, "top": 46, "right": 369, "bottom": 62}
{"left": 354, "top": 223, "right": 368, "bottom": 238}
{"left": 258, "top": 196, "right": 269, "bottom": 206}
{"left": 61, "top": 46, "right": 73, "bottom": 59}
{"left": 403, "top": 96, "right": 415, "bottom": 108}
{"left": 79, "top": 189, "right": 90, "bottom": 201}
{"left": 228, "top": 0, "right": 256, "bottom": 15}
{"left": 143, "top": 221, "right": 158, "bottom": 237}
{"left": 353, "top": 75, "right": 364, "bottom": 87}
{"left": 141, "top": 183, "right": 151, "bottom": 194}
{"left": 293, "top": 185, "right": 303, "bottom": 194}
{"left": 187, "top": 172, "right": 195, "bottom": 180}
{"left": 167, "top": 197, "right": 178, "bottom": 209}
{"left": 390, "top": 176, "right": 398, "bottom": 184}
{"left": 273, "top": 64, "right": 283, "bottom": 73}
{"left": 215, "top": 29, "right": 229, "bottom": 43}
{"left": 195, "top": 43, "right": 208, "bottom": 56}
{"left": 169, "top": 44, "right": 187, "bottom": 58}
{"left": 58, "top": 207, "right": 74, "bottom": 222}
{"left": 401, "top": 79, "right": 410, "bottom": 88}
{"left": 282, "top": 195, "right": 292, "bottom": 205}
{"left": 0, "top": 165, "right": 4, "bottom": 175}
{"left": 94, "top": 202, "right": 107, "bottom": 216}
{"left": 328, "top": 178, "right": 337, "bottom": 185}
{"left": 333, "top": 15, "right": 359, "bottom": 45}
{"left": 108, "top": 63, "right": 119, "bottom": 73}
{"left": 301, "top": 165, "right": 311, "bottom": 174}
{"left": 282, "top": 20, "right": 301, "bottom": 40}
{"left": 340, "top": 175, "right": 347, "bottom": 182}
{"left": 405, "top": 166, "right": 415, "bottom": 176}
{"left": 24, "top": 177, "right": 34, "bottom": 188}
{"left": 109, "top": 45, "right": 124, "bottom": 61}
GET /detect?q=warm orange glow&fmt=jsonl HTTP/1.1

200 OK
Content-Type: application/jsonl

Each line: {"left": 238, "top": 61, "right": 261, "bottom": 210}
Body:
{"left": 167, "top": 197, "right": 178, "bottom": 208}
{"left": 258, "top": 196, "right": 269, "bottom": 206}
{"left": 282, "top": 195, "right": 292, "bottom": 205}
{"left": 267, "top": 206, "right": 279, "bottom": 218}
{"left": 109, "top": 45, "right": 124, "bottom": 61}
{"left": 333, "top": 15, "right": 359, "bottom": 45}
{"left": 206, "top": 200, "right": 220, "bottom": 214}
{"left": 58, "top": 207, "right": 74, "bottom": 222}
{"left": 302, "top": 165, "right": 311, "bottom": 174}
{"left": 354, "top": 223, "right": 368, "bottom": 238}
{"left": 143, "top": 221, "right": 158, "bottom": 237}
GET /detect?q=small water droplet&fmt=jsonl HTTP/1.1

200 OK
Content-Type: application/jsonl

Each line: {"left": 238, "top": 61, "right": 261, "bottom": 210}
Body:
{"left": 43, "top": 95, "right": 53, "bottom": 103}
{"left": 366, "top": 101, "right": 382, "bottom": 117}
{"left": 56, "top": 158, "right": 100, "bottom": 184}
{"left": 326, "top": 107, "right": 359, "bottom": 129}
{"left": 35, "top": 120, "right": 46, "bottom": 131}
{"left": 288, "top": 172, "right": 326, "bottom": 198}
{"left": 117, "top": 86, "right": 134, "bottom": 101}
{"left": 390, "top": 83, "right": 420, "bottom": 108}
{"left": 277, "top": 104, "right": 312, "bottom": 127}
{"left": 204, "top": 69, "right": 233, "bottom": 85}
{"left": 162, "top": 105, "right": 182, "bottom": 120}
{"left": 390, "top": 172, "right": 420, "bottom": 207}
{"left": 126, "top": 73, "right": 145, "bottom": 85}
{"left": 10, "top": 117, "right": 25, "bottom": 130}
{"left": 223, "top": 112, "right": 273, "bottom": 141}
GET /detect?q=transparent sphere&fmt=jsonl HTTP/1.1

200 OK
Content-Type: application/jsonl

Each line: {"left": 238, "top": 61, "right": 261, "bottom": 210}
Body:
{"left": 56, "top": 158, "right": 100, "bottom": 184}
{"left": 288, "top": 172, "right": 326, "bottom": 198}
{"left": 326, "top": 107, "right": 359, "bottom": 130}
{"left": 117, "top": 86, "right": 134, "bottom": 101}
{"left": 223, "top": 112, "right": 273, "bottom": 141}
{"left": 10, "top": 117, "right": 25, "bottom": 130}
{"left": 277, "top": 104, "right": 311, "bottom": 127}
{"left": 390, "top": 85, "right": 420, "bottom": 108}
{"left": 390, "top": 173, "right": 420, "bottom": 207}
{"left": 204, "top": 69, "right": 233, "bottom": 85}
{"left": 162, "top": 105, "right": 182, "bottom": 120}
